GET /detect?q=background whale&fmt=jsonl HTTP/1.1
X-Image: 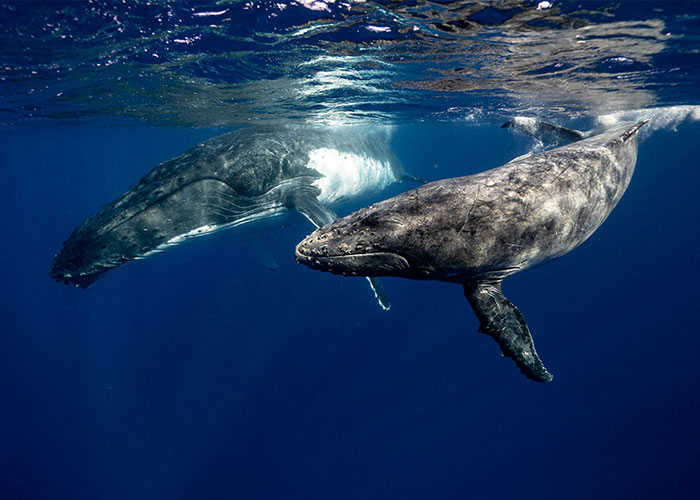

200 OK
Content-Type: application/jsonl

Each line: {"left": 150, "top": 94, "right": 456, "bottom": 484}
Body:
{"left": 50, "top": 125, "right": 417, "bottom": 309}
{"left": 296, "top": 121, "right": 646, "bottom": 381}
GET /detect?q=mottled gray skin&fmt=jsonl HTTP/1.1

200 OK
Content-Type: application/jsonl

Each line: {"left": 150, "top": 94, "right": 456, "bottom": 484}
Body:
{"left": 296, "top": 122, "right": 646, "bottom": 382}
{"left": 50, "top": 126, "right": 403, "bottom": 289}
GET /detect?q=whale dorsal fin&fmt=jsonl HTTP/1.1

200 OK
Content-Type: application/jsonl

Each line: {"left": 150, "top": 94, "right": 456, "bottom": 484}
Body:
{"left": 463, "top": 280, "right": 553, "bottom": 382}
{"left": 290, "top": 182, "right": 391, "bottom": 311}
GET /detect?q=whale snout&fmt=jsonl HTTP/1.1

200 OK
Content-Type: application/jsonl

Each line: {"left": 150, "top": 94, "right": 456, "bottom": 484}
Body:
{"left": 296, "top": 229, "right": 410, "bottom": 277}
{"left": 50, "top": 246, "right": 115, "bottom": 288}
{"left": 49, "top": 268, "right": 100, "bottom": 288}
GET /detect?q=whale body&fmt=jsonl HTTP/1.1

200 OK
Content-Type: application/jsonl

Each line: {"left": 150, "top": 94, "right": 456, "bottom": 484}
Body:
{"left": 50, "top": 126, "right": 415, "bottom": 309}
{"left": 296, "top": 122, "right": 646, "bottom": 381}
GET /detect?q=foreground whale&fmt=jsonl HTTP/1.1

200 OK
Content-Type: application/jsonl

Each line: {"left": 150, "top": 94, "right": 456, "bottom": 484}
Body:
{"left": 50, "top": 126, "right": 418, "bottom": 309}
{"left": 296, "top": 121, "right": 646, "bottom": 381}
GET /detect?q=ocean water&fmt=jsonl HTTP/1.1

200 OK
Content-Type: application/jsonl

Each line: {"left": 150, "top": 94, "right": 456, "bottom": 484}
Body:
{"left": 2, "top": 1, "right": 700, "bottom": 499}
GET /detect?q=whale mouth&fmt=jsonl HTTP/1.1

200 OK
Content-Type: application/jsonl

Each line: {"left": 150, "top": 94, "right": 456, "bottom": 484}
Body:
{"left": 295, "top": 240, "right": 410, "bottom": 277}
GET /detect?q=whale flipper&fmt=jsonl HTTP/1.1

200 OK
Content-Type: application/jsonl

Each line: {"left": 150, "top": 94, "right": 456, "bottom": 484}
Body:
{"left": 463, "top": 281, "right": 553, "bottom": 382}
{"left": 289, "top": 183, "right": 337, "bottom": 227}
{"left": 363, "top": 276, "right": 391, "bottom": 312}
{"left": 291, "top": 185, "right": 391, "bottom": 311}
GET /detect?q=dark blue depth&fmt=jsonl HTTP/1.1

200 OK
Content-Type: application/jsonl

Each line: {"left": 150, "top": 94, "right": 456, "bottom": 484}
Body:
{"left": 1, "top": 120, "right": 699, "bottom": 500}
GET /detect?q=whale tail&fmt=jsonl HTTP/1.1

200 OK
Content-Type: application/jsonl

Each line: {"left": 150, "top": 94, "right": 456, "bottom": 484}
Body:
{"left": 502, "top": 118, "right": 586, "bottom": 149}
{"left": 463, "top": 280, "right": 553, "bottom": 383}
{"left": 620, "top": 120, "right": 649, "bottom": 142}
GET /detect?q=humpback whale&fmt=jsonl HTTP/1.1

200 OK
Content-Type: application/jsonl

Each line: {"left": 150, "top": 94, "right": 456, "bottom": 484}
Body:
{"left": 296, "top": 121, "right": 646, "bottom": 381}
{"left": 50, "top": 126, "right": 418, "bottom": 310}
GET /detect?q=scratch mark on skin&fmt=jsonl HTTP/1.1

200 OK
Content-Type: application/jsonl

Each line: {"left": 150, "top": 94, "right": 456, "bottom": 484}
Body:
{"left": 384, "top": 216, "right": 405, "bottom": 227}
{"left": 460, "top": 185, "right": 481, "bottom": 233}
{"left": 551, "top": 162, "right": 574, "bottom": 184}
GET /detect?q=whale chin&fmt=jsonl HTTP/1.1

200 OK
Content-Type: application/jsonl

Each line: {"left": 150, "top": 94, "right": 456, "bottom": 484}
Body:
{"left": 295, "top": 244, "right": 410, "bottom": 277}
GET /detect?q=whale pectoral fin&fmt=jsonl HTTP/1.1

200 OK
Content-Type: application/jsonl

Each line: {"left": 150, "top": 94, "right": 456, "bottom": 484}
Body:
{"left": 501, "top": 119, "right": 585, "bottom": 148}
{"left": 240, "top": 231, "right": 279, "bottom": 271}
{"left": 364, "top": 276, "right": 391, "bottom": 311}
{"left": 463, "top": 281, "right": 553, "bottom": 382}
{"left": 291, "top": 188, "right": 337, "bottom": 228}
{"left": 291, "top": 188, "right": 391, "bottom": 311}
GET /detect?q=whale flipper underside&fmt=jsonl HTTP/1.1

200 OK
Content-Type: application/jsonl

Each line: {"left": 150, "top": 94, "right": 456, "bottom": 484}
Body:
{"left": 464, "top": 281, "right": 553, "bottom": 383}
{"left": 291, "top": 186, "right": 391, "bottom": 311}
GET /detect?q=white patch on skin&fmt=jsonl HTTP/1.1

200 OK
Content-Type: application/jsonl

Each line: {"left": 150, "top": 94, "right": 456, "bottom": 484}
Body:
{"left": 307, "top": 148, "right": 398, "bottom": 205}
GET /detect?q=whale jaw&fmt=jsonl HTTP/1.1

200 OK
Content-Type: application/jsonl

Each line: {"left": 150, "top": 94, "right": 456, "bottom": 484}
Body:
{"left": 295, "top": 241, "right": 410, "bottom": 277}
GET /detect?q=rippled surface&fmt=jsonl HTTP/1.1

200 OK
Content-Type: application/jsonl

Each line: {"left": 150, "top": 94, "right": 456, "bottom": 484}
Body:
{"left": 2, "top": 0, "right": 699, "bottom": 127}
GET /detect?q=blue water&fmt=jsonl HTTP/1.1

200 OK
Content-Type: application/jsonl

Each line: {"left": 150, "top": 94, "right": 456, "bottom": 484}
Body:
{"left": 2, "top": 1, "right": 700, "bottom": 499}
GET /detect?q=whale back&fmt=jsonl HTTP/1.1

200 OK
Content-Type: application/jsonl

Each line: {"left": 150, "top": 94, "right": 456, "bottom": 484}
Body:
{"left": 295, "top": 121, "right": 644, "bottom": 283}
{"left": 450, "top": 120, "right": 643, "bottom": 276}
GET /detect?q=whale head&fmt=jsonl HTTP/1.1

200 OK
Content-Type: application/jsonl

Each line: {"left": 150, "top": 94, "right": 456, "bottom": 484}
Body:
{"left": 50, "top": 177, "right": 288, "bottom": 288}
{"left": 295, "top": 191, "right": 447, "bottom": 280}
{"left": 296, "top": 179, "right": 480, "bottom": 282}
{"left": 50, "top": 180, "right": 229, "bottom": 287}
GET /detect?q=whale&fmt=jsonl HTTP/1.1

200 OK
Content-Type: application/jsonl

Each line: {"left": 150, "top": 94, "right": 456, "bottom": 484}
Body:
{"left": 50, "top": 125, "right": 421, "bottom": 310}
{"left": 296, "top": 121, "right": 647, "bottom": 381}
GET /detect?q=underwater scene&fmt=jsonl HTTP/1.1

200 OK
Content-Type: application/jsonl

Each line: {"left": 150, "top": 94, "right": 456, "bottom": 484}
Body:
{"left": 2, "top": 1, "right": 700, "bottom": 499}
